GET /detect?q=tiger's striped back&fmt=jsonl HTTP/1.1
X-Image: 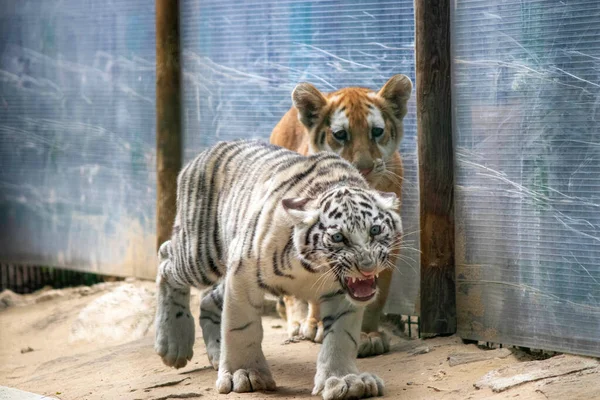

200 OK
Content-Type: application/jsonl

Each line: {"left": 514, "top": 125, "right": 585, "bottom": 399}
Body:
{"left": 165, "top": 140, "right": 368, "bottom": 291}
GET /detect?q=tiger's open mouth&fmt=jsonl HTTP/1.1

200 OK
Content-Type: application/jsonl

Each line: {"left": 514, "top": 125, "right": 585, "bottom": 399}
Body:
{"left": 344, "top": 276, "right": 377, "bottom": 301}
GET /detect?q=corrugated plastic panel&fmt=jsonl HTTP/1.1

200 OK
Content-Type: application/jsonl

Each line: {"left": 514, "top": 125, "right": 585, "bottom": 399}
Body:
{"left": 0, "top": 1, "right": 157, "bottom": 278}
{"left": 453, "top": 0, "right": 600, "bottom": 356}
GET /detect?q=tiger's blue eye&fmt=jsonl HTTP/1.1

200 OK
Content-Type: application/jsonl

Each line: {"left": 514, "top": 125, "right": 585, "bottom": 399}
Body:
{"left": 332, "top": 233, "right": 345, "bottom": 243}
{"left": 333, "top": 130, "right": 348, "bottom": 141}
{"left": 370, "top": 225, "right": 381, "bottom": 236}
{"left": 371, "top": 127, "right": 384, "bottom": 138}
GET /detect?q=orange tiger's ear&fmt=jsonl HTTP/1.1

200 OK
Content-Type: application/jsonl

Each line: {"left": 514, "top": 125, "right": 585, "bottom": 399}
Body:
{"left": 292, "top": 83, "right": 327, "bottom": 129}
{"left": 378, "top": 74, "right": 412, "bottom": 120}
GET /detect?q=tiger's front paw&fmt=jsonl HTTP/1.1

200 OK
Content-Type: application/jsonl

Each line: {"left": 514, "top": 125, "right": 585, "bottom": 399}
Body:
{"left": 216, "top": 369, "right": 276, "bottom": 394}
{"left": 301, "top": 318, "right": 324, "bottom": 343}
{"left": 313, "top": 373, "right": 384, "bottom": 400}
{"left": 288, "top": 320, "right": 301, "bottom": 338}
{"left": 357, "top": 331, "right": 390, "bottom": 358}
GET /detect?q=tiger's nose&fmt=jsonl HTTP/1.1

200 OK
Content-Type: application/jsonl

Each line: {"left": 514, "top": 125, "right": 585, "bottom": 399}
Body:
{"left": 354, "top": 160, "right": 374, "bottom": 177}
{"left": 358, "top": 255, "right": 376, "bottom": 272}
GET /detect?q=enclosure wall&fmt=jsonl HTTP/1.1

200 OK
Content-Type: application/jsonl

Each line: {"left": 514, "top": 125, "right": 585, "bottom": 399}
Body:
{"left": 452, "top": 0, "right": 600, "bottom": 356}
{"left": 0, "top": 1, "right": 157, "bottom": 278}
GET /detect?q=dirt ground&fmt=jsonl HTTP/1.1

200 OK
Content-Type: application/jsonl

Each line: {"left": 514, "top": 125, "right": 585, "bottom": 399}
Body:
{"left": 1, "top": 280, "right": 598, "bottom": 400}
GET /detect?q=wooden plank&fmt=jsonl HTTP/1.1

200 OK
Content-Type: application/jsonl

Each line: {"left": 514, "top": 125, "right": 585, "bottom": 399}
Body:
{"left": 448, "top": 348, "right": 512, "bottom": 367}
{"left": 415, "top": 0, "right": 456, "bottom": 336}
{"left": 156, "top": 0, "right": 183, "bottom": 250}
{"left": 535, "top": 367, "right": 600, "bottom": 400}
{"left": 475, "top": 354, "right": 599, "bottom": 393}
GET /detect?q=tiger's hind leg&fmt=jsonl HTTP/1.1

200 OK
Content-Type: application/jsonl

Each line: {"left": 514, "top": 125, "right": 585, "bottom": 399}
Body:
{"left": 154, "top": 241, "right": 196, "bottom": 369}
{"left": 200, "top": 283, "right": 224, "bottom": 370}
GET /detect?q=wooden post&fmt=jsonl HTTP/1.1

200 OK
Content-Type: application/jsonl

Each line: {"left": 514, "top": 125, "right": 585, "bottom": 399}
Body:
{"left": 156, "top": 0, "right": 182, "bottom": 249}
{"left": 415, "top": 0, "right": 456, "bottom": 336}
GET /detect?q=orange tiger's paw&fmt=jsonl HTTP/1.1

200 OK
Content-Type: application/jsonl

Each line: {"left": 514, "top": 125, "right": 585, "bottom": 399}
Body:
{"left": 301, "top": 317, "right": 320, "bottom": 341}
{"left": 357, "top": 331, "right": 390, "bottom": 358}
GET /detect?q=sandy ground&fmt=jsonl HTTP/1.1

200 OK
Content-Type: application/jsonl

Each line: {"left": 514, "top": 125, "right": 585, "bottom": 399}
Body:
{"left": 0, "top": 281, "right": 598, "bottom": 400}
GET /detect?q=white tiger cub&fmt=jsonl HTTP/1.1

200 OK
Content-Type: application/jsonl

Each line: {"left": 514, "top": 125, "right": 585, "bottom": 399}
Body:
{"left": 154, "top": 140, "right": 402, "bottom": 399}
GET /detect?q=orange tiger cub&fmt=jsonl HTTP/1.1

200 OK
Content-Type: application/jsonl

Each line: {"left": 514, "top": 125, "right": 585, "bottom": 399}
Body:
{"left": 270, "top": 74, "right": 412, "bottom": 357}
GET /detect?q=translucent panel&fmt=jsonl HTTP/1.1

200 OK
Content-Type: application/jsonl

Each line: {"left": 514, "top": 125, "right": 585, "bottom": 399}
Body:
{"left": 453, "top": 1, "right": 600, "bottom": 356}
{"left": 180, "top": 0, "right": 420, "bottom": 314}
{"left": 0, "top": 1, "right": 157, "bottom": 278}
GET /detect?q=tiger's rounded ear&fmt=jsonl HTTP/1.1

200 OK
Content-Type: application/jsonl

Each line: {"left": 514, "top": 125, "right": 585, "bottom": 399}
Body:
{"left": 292, "top": 83, "right": 327, "bottom": 130}
{"left": 282, "top": 197, "right": 319, "bottom": 225}
{"left": 377, "top": 74, "right": 412, "bottom": 120}
{"left": 375, "top": 191, "right": 399, "bottom": 210}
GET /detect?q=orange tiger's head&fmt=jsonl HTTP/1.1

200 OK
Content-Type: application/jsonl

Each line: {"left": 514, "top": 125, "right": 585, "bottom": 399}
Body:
{"left": 291, "top": 74, "right": 412, "bottom": 182}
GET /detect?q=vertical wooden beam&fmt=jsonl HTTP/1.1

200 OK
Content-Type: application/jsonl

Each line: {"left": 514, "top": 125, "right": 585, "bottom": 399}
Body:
{"left": 156, "top": 0, "right": 182, "bottom": 249}
{"left": 415, "top": 0, "right": 456, "bottom": 336}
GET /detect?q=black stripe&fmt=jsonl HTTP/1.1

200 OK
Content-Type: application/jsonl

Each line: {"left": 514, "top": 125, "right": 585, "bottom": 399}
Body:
{"left": 272, "top": 250, "right": 294, "bottom": 279}
{"left": 178, "top": 155, "right": 199, "bottom": 286}
{"left": 304, "top": 222, "right": 318, "bottom": 245}
{"left": 384, "top": 216, "right": 394, "bottom": 231}
{"left": 271, "top": 153, "right": 343, "bottom": 197}
{"left": 385, "top": 210, "right": 398, "bottom": 231}
{"left": 187, "top": 154, "right": 213, "bottom": 286}
{"left": 322, "top": 309, "right": 355, "bottom": 332}
{"left": 271, "top": 155, "right": 307, "bottom": 176}
{"left": 211, "top": 145, "right": 247, "bottom": 265}
{"left": 320, "top": 290, "right": 345, "bottom": 302}
{"left": 212, "top": 190, "right": 224, "bottom": 264}
{"left": 306, "top": 177, "right": 366, "bottom": 199}
{"left": 210, "top": 287, "right": 224, "bottom": 310}
{"left": 359, "top": 201, "right": 373, "bottom": 209}
{"left": 271, "top": 162, "right": 320, "bottom": 195}
{"left": 345, "top": 329, "right": 358, "bottom": 349}
{"left": 234, "top": 259, "right": 244, "bottom": 275}
{"left": 200, "top": 309, "right": 221, "bottom": 321}
{"left": 231, "top": 147, "right": 285, "bottom": 238}
{"left": 245, "top": 212, "right": 262, "bottom": 257}
{"left": 327, "top": 208, "right": 338, "bottom": 219}
{"left": 281, "top": 236, "right": 293, "bottom": 270}
{"left": 230, "top": 321, "right": 253, "bottom": 332}
{"left": 221, "top": 145, "right": 272, "bottom": 236}
{"left": 200, "top": 315, "right": 221, "bottom": 325}
{"left": 312, "top": 233, "right": 320, "bottom": 245}
{"left": 301, "top": 260, "right": 318, "bottom": 273}
{"left": 356, "top": 193, "right": 372, "bottom": 202}
{"left": 256, "top": 258, "right": 287, "bottom": 296}
{"left": 202, "top": 143, "right": 240, "bottom": 278}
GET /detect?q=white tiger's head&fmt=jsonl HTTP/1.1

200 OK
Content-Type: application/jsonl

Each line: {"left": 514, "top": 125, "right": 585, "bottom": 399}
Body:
{"left": 283, "top": 186, "right": 402, "bottom": 305}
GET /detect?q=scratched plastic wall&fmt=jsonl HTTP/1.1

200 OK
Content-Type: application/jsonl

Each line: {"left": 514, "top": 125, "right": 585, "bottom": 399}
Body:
{"left": 180, "top": 0, "right": 420, "bottom": 315}
{"left": 0, "top": 2, "right": 157, "bottom": 278}
{"left": 453, "top": 1, "right": 600, "bottom": 356}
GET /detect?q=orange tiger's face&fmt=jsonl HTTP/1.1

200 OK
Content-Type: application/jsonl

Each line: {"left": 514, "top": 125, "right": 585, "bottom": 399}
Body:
{"left": 292, "top": 75, "right": 412, "bottom": 185}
